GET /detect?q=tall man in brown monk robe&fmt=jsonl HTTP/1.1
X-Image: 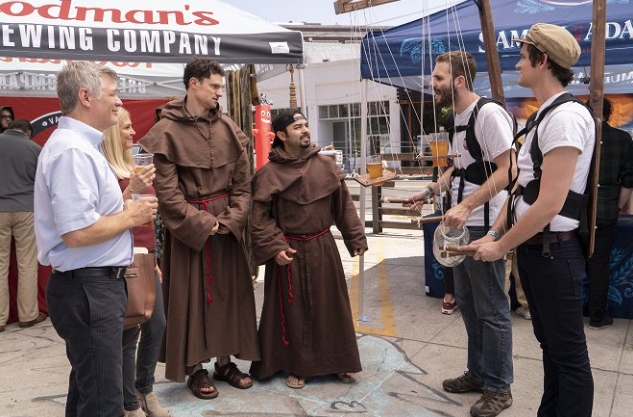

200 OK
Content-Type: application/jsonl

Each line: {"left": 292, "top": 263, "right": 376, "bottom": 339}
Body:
{"left": 249, "top": 110, "right": 368, "bottom": 389}
{"left": 139, "top": 57, "right": 260, "bottom": 400}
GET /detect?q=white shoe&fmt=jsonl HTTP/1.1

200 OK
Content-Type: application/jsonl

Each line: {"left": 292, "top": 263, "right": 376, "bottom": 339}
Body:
{"left": 515, "top": 306, "right": 531, "bottom": 320}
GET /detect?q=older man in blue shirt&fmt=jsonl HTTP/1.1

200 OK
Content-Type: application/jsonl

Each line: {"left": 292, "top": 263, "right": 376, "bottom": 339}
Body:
{"left": 34, "top": 62, "right": 158, "bottom": 417}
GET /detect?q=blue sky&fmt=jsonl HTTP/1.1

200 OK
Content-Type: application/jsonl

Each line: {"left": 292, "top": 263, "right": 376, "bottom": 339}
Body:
{"left": 229, "top": 0, "right": 466, "bottom": 26}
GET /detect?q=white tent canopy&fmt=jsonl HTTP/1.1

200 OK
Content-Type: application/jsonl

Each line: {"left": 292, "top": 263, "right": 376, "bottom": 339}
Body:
{"left": 0, "top": 0, "right": 304, "bottom": 97}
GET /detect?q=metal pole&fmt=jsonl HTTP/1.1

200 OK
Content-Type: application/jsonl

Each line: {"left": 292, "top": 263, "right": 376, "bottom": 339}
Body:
{"left": 297, "top": 64, "right": 308, "bottom": 116}
{"left": 357, "top": 80, "right": 370, "bottom": 322}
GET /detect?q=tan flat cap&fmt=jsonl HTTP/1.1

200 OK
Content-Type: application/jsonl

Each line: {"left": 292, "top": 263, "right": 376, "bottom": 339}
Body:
{"left": 513, "top": 23, "right": 581, "bottom": 69}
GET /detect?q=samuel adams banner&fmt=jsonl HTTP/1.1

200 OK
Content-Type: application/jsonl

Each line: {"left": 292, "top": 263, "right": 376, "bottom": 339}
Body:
{"left": 362, "top": 0, "right": 633, "bottom": 80}
{"left": 0, "top": 0, "right": 303, "bottom": 64}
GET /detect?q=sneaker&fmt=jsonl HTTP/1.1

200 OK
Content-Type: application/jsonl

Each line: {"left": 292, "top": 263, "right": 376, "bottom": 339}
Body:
{"left": 589, "top": 315, "right": 613, "bottom": 329}
{"left": 470, "top": 390, "right": 513, "bottom": 417}
{"left": 515, "top": 306, "right": 531, "bottom": 320}
{"left": 442, "top": 371, "right": 483, "bottom": 393}
{"left": 442, "top": 298, "right": 458, "bottom": 315}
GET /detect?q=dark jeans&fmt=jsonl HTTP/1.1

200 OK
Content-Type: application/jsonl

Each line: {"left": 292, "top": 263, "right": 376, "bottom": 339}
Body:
{"left": 46, "top": 272, "right": 127, "bottom": 417}
{"left": 444, "top": 267, "right": 455, "bottom": 295}
{"left": 453, "top": 229, "right": 513, "bottom": 392}
{"left": 587, "top": 217, "right": 618, "bottom": 321}
{"left": 122, "top": 273, "right": 166, "bottom": 411}
{"left": 517, "top": 237, "right": 594, "bottom": 417}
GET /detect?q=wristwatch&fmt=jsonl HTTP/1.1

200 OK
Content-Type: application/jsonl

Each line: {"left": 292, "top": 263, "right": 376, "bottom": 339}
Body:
{"left": 486, "top": 230, "right": 501, "bottom": 240}
{"left": 423, "top": 186, "right": 435, "bottom": 199}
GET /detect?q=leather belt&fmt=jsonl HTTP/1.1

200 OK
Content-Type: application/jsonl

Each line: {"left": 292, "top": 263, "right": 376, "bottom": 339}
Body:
{"left": 52, "top": 266, "right": 127, "bottom": 280}
{"left": 523, "top": 230, "right": 579, "bottom": 246}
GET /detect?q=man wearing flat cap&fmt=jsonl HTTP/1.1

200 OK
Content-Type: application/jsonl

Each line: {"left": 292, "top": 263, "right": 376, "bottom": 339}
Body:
{"left": 249, "top": 109, "right": 368, "bottom": 389}
{"left": 468, "top": 23, "right": 595, "bottom": 416}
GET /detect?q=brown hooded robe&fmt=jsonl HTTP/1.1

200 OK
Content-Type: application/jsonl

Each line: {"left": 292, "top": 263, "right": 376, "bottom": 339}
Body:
{"left": 249, "top": 144, "right": 367, "bottom": 380}
{"left": 139, "top": 99, "right": 260, "bottom": 382}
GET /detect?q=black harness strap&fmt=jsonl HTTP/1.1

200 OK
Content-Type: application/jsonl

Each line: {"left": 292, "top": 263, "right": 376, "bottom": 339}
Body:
{"left": 446, "top": 97, "right": 511, "bottom": 230}
{"left": 508, "top": 93, "right": 593, "bottom": 256}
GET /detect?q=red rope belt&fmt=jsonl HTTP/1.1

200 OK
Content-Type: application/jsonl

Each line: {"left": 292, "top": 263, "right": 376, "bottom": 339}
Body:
{"left": 277, "top": 228, "right": 330, "bottom": 346}
{"left": 187, "top": 192, "right": 229, "bottom": 304}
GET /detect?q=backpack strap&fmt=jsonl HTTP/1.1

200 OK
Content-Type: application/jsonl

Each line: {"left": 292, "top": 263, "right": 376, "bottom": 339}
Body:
{"left": 507, "top": 92, "right": 594, "bottom": 253}
{"left": 446, "top": 97, "right": 509, "bottom": 230}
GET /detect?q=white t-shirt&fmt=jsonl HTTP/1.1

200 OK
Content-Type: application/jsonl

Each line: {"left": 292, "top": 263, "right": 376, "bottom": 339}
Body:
{"left": 450, "top": 99, "right": 514, "bottom": 227}
{"left": 514, "top": 92, "right": 595, "bottom": 231}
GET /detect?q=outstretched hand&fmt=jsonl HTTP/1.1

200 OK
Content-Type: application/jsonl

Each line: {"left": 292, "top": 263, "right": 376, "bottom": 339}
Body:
{"left": 403, "top": 189, "right": 432, "bottom": 210}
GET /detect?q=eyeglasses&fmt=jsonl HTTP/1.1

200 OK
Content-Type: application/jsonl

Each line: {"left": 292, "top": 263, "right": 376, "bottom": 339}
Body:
{"left": 1, "top": 115, "right": 12, "bottom": 119}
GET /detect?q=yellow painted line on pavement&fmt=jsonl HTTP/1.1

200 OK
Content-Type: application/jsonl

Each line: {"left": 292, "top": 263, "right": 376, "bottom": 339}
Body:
{"left": 350, "top": 239, "right": 396, "bottom": 337}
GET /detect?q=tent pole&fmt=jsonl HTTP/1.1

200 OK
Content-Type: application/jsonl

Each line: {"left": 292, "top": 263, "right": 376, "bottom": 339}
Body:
{"left": 298, "top": 64, "right": 308, "bottom": 116}
{"left": 586, "top": 0, "right": 607, "bottom": 258}
{"left": 477, "top": 0, "right": 505, "bottom": 105}
{"left": 357, "top": 79, "right": 370, "bottom": 323}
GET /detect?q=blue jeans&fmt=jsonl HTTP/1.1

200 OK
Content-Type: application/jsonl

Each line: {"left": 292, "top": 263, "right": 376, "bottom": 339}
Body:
{"left": 122, "top": 273, "right": 166, "bottom": 411}
{"left": 517, "top": 237, "right": 593, "bottom": 417}
{"left": 453, "top": 229, "right": 513, "bottom": 392}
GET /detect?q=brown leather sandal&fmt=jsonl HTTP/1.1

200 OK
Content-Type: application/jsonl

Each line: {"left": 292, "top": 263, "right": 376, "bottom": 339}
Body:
{"left": 336, "top": 373, "right": 356, "bottom": 384}
{"left": 187, "top": 369, "right": 219, "bottom": 399}
{"left": 213, "top": 361, "right": 253, "bottom": 389}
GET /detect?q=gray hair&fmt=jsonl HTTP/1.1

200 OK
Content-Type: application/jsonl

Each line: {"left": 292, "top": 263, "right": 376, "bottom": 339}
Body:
{"left": 57, "top": 62, "right": 118, "bottom": 115}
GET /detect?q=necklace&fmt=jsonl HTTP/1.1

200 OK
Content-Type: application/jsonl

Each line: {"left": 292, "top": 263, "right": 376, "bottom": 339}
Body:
{"left": 186, "top": 108, "right": 211, "bottom": 141}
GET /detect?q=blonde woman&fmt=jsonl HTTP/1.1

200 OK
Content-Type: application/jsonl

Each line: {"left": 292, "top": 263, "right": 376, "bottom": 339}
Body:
{"left": 102, "top": 108, "right": 171, "bottom": 417}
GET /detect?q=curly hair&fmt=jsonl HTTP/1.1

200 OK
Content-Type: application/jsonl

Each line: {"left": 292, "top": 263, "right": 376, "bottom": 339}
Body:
{"left": 183, "top": 57, "right": 225, "bottom": 90}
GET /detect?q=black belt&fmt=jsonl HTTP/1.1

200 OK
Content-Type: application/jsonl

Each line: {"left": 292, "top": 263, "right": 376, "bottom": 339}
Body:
{"left": 52, "top": 266, "right": 127, "bottom": 280}
{"left": 523, "top": 230, "right": 579, "bottom": 246}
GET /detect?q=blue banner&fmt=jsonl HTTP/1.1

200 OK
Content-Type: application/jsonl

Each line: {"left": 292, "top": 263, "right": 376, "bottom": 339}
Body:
{"left": 361, "top": 0, "right": 633, "bottom": 83}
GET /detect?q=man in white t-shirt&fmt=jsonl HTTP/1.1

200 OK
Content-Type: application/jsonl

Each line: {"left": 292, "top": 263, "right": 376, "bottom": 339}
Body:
{"left": 407, "top": 51, "right": 515, "bottom": 417}
{"left": 469, "top": 24, "right": 595, "bottom": 416}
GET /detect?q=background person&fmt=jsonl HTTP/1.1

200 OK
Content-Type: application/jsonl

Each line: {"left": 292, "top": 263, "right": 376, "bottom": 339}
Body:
{"left": 34, "top": 62, "right": 157, "bottom": 417}
{"left": 0, "top": 106, "right": 15, "bottom": 133}
{"left": 139, "top": 57, "right": 260, "bottom": 400}
{"left": 249, "top": 110, "right": 368, "bottom": 389}
{"left": 586, "top": 98, "right": 633, "bottom": 329}
{"left": 7, "top": 119, "right": 33, "bottom": 138}
{"left": 0, "top": 119, "right": 45, "bottom": 332}
{"left": 102, "top": 107, "right": 171, "bottom": 417}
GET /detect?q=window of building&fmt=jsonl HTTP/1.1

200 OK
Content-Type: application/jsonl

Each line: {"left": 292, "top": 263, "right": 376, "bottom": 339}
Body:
{"left": 318, "top": 101, "right": 390, "bottom": 167}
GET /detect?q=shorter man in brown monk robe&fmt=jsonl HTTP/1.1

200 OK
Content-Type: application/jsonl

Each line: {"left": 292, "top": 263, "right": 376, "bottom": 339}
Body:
{"left": 249, "top": 110, "right": 368, "bottom": 389}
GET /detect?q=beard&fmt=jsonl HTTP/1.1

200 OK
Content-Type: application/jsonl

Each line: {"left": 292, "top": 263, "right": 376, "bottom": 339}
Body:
{"left": 435, "top": 84, "right": 456, "bottom": 108}
{"left": 300, "top": 134, "right": 311, "bottom": 148}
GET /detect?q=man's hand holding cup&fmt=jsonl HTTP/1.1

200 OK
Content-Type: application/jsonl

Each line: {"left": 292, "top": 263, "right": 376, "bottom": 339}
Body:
{"left": 127, "top": 194, "right": 158, "bottom": 227}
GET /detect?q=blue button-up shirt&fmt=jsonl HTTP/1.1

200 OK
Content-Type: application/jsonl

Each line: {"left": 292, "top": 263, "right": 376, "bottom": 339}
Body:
{"left": 34, "top": 116, "right": 133, "bottom": 271}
